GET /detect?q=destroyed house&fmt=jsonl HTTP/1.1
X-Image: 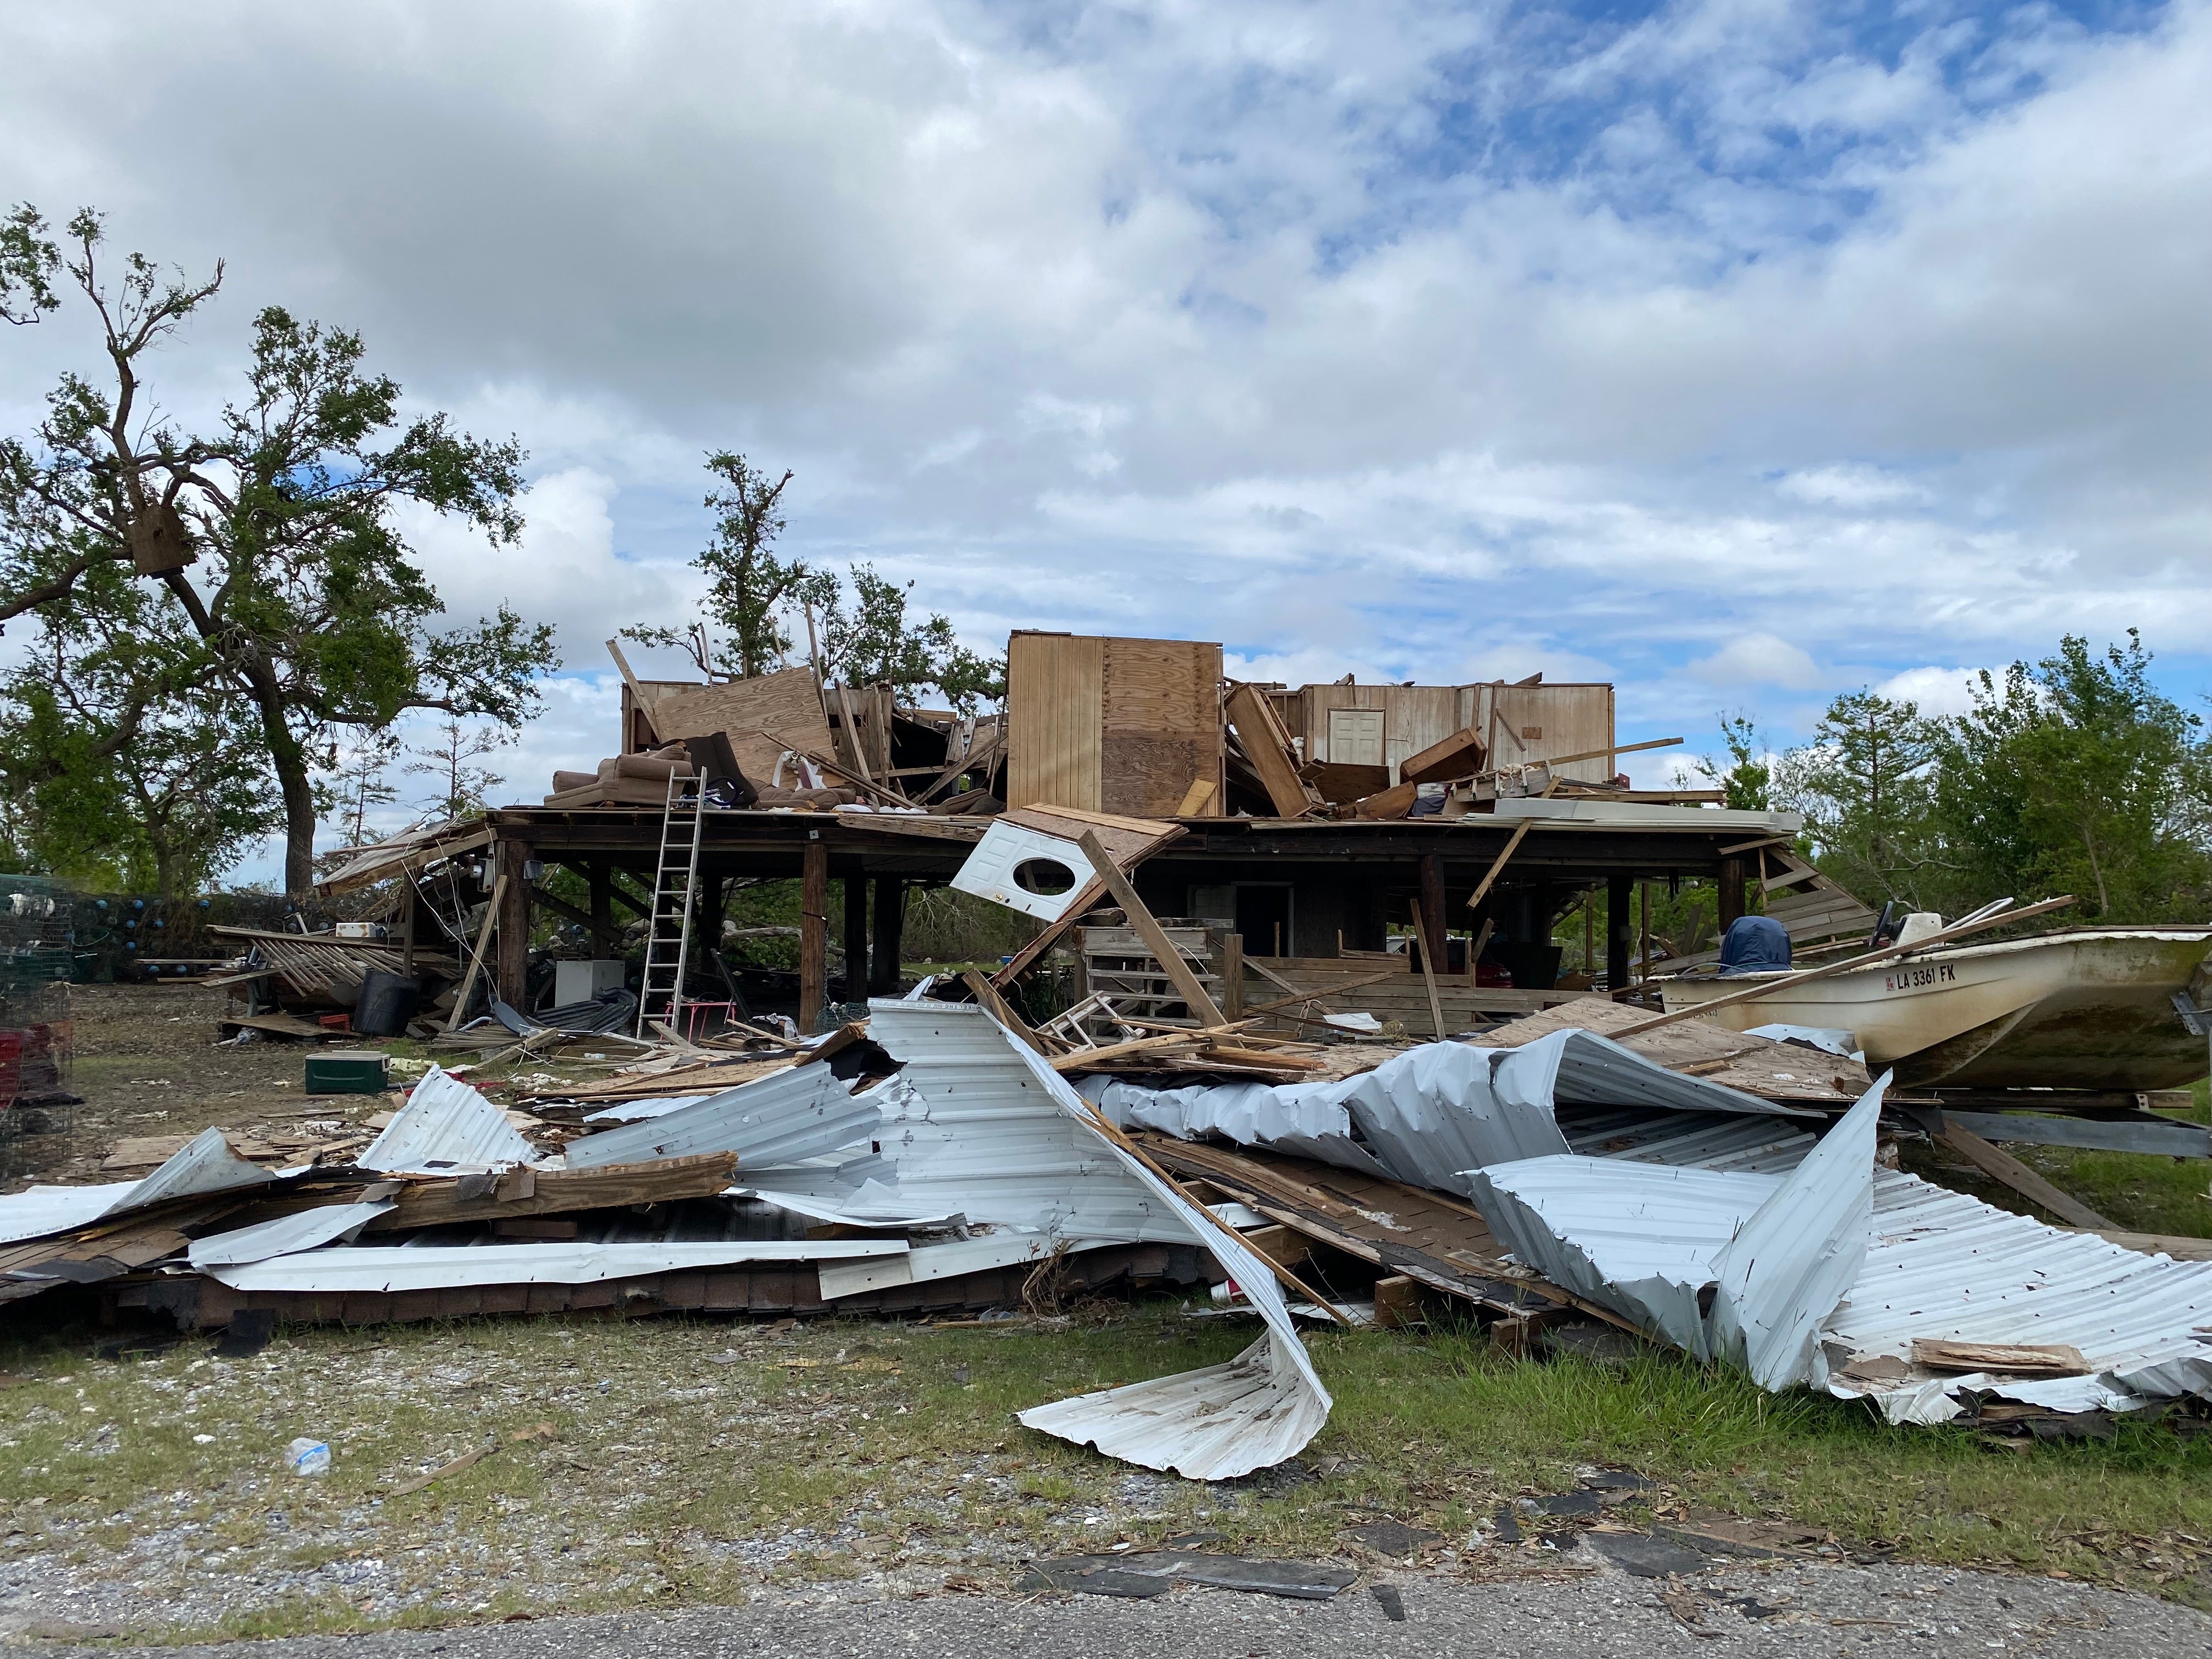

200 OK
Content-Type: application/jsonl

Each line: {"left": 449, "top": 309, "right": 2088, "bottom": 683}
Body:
{"left": 315, "top": 630, "right": 1804, "bottom": 1040}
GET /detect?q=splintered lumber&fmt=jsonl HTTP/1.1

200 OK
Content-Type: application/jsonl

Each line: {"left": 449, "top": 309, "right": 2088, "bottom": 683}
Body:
{"left": 1352, "top": 781, "right": 1418, "bottom": 820}
{"left": 1936, "top": 1121, "right": 2114, "bottom": 1231}
{"left": 962, "top": 970, "right": 1051, "bottom": 1055}
{"left": 1464, "top": 819, "right": 1534, "bottom": 911}
{"left": 443, "top": 872, "right": 507, "bottom": 1034}
{"left": 1138, "top": 1135, "right": 1605, "bottom": 1325}
{"left": 367, "top": 1153, "right": 740, "bottom": 1231}
{"left": 1223, "top": 682, "right": 1321, "bottom": 819}
{"left": 1400, "top": 725, "right": 1487, "bottom": 786}
{"left": 1076, "top": 831, "right": 1226, "bottom": 1025}
{"left": 1909, "top": 1339, "right": 2091, "bottom": 1378}
{"left": 1612, "top": 894, "right": 2080, "bottom": 1038}
{"left": 1471, "top": 996, "right": 1869, "bottom": 1102}
{"left": 1174, "top": 777, "right": 1218, "bottom": 816}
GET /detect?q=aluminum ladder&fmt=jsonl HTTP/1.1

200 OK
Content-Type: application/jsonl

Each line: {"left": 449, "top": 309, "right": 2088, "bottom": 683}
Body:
{"left": 635, "top": 770, "right": 706, "bottom": 1037}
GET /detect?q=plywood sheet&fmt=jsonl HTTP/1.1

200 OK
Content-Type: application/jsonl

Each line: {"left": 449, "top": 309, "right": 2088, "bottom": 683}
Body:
{"left": 1487, "top": 684, "right": 1615, "bottom": 782}
{"left": 1101, "top": 637, "right": 1223, "bottom": 818}
{"left": 1007, "top": 633, "right": 1104, "bottom": 811}
{"left": 629, "top": 668, "right": 836, "bottom": 785}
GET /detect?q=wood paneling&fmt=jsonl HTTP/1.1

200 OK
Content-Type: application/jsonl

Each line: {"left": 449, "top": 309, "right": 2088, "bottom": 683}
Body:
{"left": 626, "top": 668, "right": 837, "bottom": 785}
{"left": 1102, "top": 637, "right": 1223, "bottom": 817}
{"left": 1008, "top": 633, "right": 1222, "bottom": 817}
{"left": 1007, "top": 633, "right": 1105, "bottom": 810}
{"left": 1296, "top": 681, "right": 1616, "bottom": 784}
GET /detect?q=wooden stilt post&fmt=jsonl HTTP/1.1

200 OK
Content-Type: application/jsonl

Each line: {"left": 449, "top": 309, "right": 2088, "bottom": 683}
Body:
{"left": 800, "top": 836, "right": 828, "bottom": 1034}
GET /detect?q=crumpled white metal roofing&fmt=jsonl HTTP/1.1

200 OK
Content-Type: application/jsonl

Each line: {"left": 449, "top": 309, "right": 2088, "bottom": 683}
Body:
{"left": 818, "top": 1230, "right": 1113, "bottom": 1299}
{"left": 0, "top": 1127, "right": 282, "bottom": 1245}
{"left": 358, "top": 1067, "right": 538, "bottom": 1176}
{"left": 869, "top": 1001, "right": 1332, "bottom": 1479}
{"left": 188, "top": 1199, "right": 396, "bottom": 1268}
{"left": 1091, "top": 1028, "right": 1812, "bottom": 1196}
{"left": 1468, "top": 1082, "right": 1886, "bottom": 1387}
{"left": 1826, "top": 1171, "right": 2212, "bottom": 1423}
{"left": 204, "top": 1237, "right": 905, "bottom": 1293}
{"left": 564, "top": 1063, "right": 879, "bottom": 1171}
{"left": 864, "top": 1003, "right": 1195, "bottom": 1243}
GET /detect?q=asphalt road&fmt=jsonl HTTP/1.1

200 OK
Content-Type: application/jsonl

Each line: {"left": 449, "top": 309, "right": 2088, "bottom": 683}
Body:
{"left": 25, "top": 1561, "right": 2212, "bottom": 1659}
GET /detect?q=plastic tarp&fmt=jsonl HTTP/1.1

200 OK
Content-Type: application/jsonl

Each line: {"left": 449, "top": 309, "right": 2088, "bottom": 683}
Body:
{"left": 1091, "top": 1028, "right": 1813, "bottom": 1197}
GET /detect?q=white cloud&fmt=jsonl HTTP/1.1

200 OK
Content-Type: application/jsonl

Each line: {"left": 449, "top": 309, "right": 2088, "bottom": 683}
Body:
{"left": 1689, "top": 633, "right": 1826, "bottom": 691}
{"left": 1874, "top": 665, "right": 1988, "bottom": 718}
{"left": 1775, "top": 465, "right": 1933, "bottom": 508}
{"left": 0, "top": 0, "right": 2204, "bottom": 815}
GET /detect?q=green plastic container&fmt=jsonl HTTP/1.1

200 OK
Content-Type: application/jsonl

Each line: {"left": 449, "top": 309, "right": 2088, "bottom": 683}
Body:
{"left": 304, "top": 1049, "right": 390, "bottom": 1095}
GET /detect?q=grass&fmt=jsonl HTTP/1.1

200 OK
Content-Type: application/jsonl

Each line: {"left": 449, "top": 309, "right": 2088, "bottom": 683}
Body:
{"left": 4, "top": 1300, "right": 2211, "bottom": 1643}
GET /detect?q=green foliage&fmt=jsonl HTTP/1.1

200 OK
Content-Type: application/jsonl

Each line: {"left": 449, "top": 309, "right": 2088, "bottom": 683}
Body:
{"left": 630, "top": 455, "right": 1005, "bottom": 711}
{"left": 1931, "top": 633, "right": 2210, "bottom": 920}
{"left": 0, "top": 208, "right": 559, "bottom": 895}
{"left": 1771, "top": 634, "right": 2212, "bottom": 922}
{"left": 1694, "top": 712, "right": 1772, "bottom": 810}
{"left": 817, "top": 562, "right": 1006, "bottom": 711}
{"left": 625, "top": 451, "right": 805, "bottom": 678}
{"left": 1775, "top": 690, "right": 1944, "bottom": 907}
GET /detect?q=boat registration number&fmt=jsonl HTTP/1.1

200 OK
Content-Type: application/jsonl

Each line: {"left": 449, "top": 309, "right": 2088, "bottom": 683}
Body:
{"left": 1886, "top": 963, "right": 1957, "bottom": 991}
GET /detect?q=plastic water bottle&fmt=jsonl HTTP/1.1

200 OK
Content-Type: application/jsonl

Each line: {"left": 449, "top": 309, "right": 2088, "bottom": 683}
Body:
{"left": 285, "top": 1438, "right": 331, "bottom": 1477}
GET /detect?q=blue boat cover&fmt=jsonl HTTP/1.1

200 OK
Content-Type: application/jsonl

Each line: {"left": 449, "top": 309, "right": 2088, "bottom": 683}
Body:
{"left": 1717, "top": 914, "right": 1792, "bottom": 976}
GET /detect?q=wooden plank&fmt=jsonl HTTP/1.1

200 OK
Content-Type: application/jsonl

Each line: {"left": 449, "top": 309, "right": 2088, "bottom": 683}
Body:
{"left": 443, "top": 871, "right": 507, "bottom": 1034}
{"left": 1006, "top": 632, "right": 1104, "bottom": 811}
{"left": 641, "top": 667, "right": 836, "bottom": 785}
{"left": 800, "top": 838, "right": 827, "bottom": 1032}
{"left": 1410, "top": 900, "right": 1447, "bottom": 1039}
{"left": 1175, "top": 777, "right": 1218, "bottom": 817}
{"left": 370, "top": 1154, "right": 738, "bottom": 1231}
{"left": 1401, "top": 725, "right": 1487, "bottom": 786}
{"left": 961, "top": 970, "right": 1051, "bottom": 1056}
{"left": 1076, "top": 830, "right": 1225, "bottom": 1025}
{"left": 1464, "top": 819, "right": 1534, "bottom": 911}
{"left": 605, "top": 639, "right": 660, "bottom": 743}
{"left": 1943, "top": 1110, "right": 2209, "bottom": 1159}
{"left": 1223, "top": 681, "right": 1319, "bottom": 818}
{"left": 1937, "top": 1121, "right": 2114, "bottom": 1230}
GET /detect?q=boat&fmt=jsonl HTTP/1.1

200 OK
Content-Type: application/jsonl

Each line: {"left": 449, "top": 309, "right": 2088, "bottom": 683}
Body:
{"left": 1657, "top": 926, "right": 2212, "bottom": 1090}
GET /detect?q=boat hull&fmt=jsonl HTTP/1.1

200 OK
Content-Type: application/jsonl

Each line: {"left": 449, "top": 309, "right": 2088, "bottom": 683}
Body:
{"left": 1658, "top": 929, "right": 2212, "bottom": 1090}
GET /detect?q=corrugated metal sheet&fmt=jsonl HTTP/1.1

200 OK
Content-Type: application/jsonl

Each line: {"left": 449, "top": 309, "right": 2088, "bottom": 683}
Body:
{"left": 205, "top": 1237, "right": 906, "bottom": 1293}
{"left": 868, "top": 1001, "right": 1332, "bottom": 1480}
{"left": 818, "top": 1231, "right": 1113, "bottom": 1299}
{"left": 188, "top": 1200, "right": 396, "bottom": 1268}
{"left": 359, "top": 1068, "right": 538, "bottom": 1175}
{"left": 1469, "top": 1083, "right": 1885, "bottom": 1385}
{"left": 865, "top": 1005, "right": 1194, "bottom": 1243}
{"left": 1826, "top": 1172, "right": 2212, "bottom": 1423}
{"left": 1085, "top": 1029, "right": 1812, "bottom": 1196}
{"left": 0, "top": 1127, "right": 280, "bottom": 1245}
{"left": 1557, "top": 1106, "right": 1816, "bottom": 1173}
{"left": 563, "top": 1063, "right": 881, "bottom": 1171}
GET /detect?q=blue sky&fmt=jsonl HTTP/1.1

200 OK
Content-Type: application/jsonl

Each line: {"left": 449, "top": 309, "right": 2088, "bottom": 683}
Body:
{"left": 1, "top": 0, "right": 2206, "bottom": 869}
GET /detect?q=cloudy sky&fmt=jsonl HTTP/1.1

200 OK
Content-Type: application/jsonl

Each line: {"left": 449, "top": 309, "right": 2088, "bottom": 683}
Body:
{"left": 2, "top": 0, "right": 2207, "bottom": 862}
